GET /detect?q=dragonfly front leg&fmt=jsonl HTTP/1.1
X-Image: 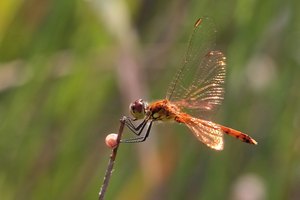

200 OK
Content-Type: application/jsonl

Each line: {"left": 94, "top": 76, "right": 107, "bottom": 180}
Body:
{"left": 123, "top": 116, "right": 148, "bottom": 136}
{"left": 121, "top": 121, "right": 153, "bottom": 143}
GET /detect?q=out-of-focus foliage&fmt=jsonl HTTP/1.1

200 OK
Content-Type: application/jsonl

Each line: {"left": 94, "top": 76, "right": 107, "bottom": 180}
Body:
{"left": 0, "top": 0, "right": 299, "bottom": 200}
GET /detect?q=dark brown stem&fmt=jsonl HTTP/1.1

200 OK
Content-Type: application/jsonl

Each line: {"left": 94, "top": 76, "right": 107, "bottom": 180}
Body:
{"left": 98, "top": 116, "right": 126, "bottom": 200}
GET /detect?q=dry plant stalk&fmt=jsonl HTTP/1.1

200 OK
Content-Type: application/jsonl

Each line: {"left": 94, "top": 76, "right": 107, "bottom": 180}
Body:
{"left": 98, "top": 117, "right": 126, "bottom": 200}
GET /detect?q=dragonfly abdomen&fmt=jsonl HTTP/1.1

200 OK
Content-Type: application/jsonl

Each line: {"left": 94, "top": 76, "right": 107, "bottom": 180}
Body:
{"left": 220, "top": 126, "right": 257, "bottom": 145}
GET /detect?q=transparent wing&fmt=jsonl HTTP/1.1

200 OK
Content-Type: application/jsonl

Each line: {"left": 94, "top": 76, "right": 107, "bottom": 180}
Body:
{"left": 175, "top": 51, "right": 226, "bottom": 116}
{"left": 185, "top": 117, "right": 224, "bottom": 150}
{"left": 166, "top": 18, "right": 226, "bottom": 118}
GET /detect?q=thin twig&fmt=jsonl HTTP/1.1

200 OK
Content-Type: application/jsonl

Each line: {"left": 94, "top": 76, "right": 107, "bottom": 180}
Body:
{"left": 98, "top": 116, "right": 126, "bottom": 200}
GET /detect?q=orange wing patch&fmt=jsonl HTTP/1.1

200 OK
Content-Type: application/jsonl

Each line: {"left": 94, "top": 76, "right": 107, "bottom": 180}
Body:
{"left": 183, "top": 116, "right": 224, "bottom": 150}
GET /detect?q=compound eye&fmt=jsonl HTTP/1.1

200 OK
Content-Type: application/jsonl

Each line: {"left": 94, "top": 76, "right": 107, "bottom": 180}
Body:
{"left": 129, "top": 99, "right": 147, "bottom": 119}
{"left": 131, "top": 99, "right": 144, "bottom": 113}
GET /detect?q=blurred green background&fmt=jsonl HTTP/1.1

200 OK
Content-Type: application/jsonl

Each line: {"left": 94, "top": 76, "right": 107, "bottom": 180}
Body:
{"left": 0, "top": 0, "right": 299, "bottom": 199}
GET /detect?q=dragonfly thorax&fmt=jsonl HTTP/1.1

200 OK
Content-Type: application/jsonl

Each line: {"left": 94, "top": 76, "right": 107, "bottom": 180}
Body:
{"left": 129, "top": 99, "right": 149, "bottom": 120}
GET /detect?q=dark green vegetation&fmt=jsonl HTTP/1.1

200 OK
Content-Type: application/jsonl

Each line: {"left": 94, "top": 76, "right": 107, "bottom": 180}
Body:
{"left": 0, "top": 0, "right": 299, "bottom": 199}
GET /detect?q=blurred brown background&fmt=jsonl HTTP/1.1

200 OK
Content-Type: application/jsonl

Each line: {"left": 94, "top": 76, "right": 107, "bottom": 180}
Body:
{"left": 0, "top": 0, "right": 299, "bottom": 199}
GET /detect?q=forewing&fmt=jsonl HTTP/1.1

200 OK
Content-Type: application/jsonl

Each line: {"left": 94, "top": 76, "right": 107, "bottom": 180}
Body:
{"left": 166, "top": 17, "right": 217, "bottom": 102}
{"left": 165, "top": 18, "right": 226, "bottom": 118}
{"left": 175, "top": 51, "right": 226, "bottom": 117}
{"left": 185, "top": 117, "right": 224, "bottom": 150}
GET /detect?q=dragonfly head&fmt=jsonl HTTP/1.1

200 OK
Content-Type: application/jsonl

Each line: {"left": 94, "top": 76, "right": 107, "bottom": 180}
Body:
{"left": 129, "top": 99, "right": 149, "bottom": 120}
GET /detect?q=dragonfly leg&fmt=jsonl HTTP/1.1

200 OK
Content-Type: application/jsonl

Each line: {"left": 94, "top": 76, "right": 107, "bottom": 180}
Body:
{"left": 123, "top": 116, "right": 148, "bottom": 133}
{"left": 121, "top": 121, "right": 153, "bottom": 143}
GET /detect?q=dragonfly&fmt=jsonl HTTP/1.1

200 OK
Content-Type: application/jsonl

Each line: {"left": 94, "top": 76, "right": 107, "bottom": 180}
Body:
{"left": 121, "top": 18, "right": 257, "bottom": 150}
